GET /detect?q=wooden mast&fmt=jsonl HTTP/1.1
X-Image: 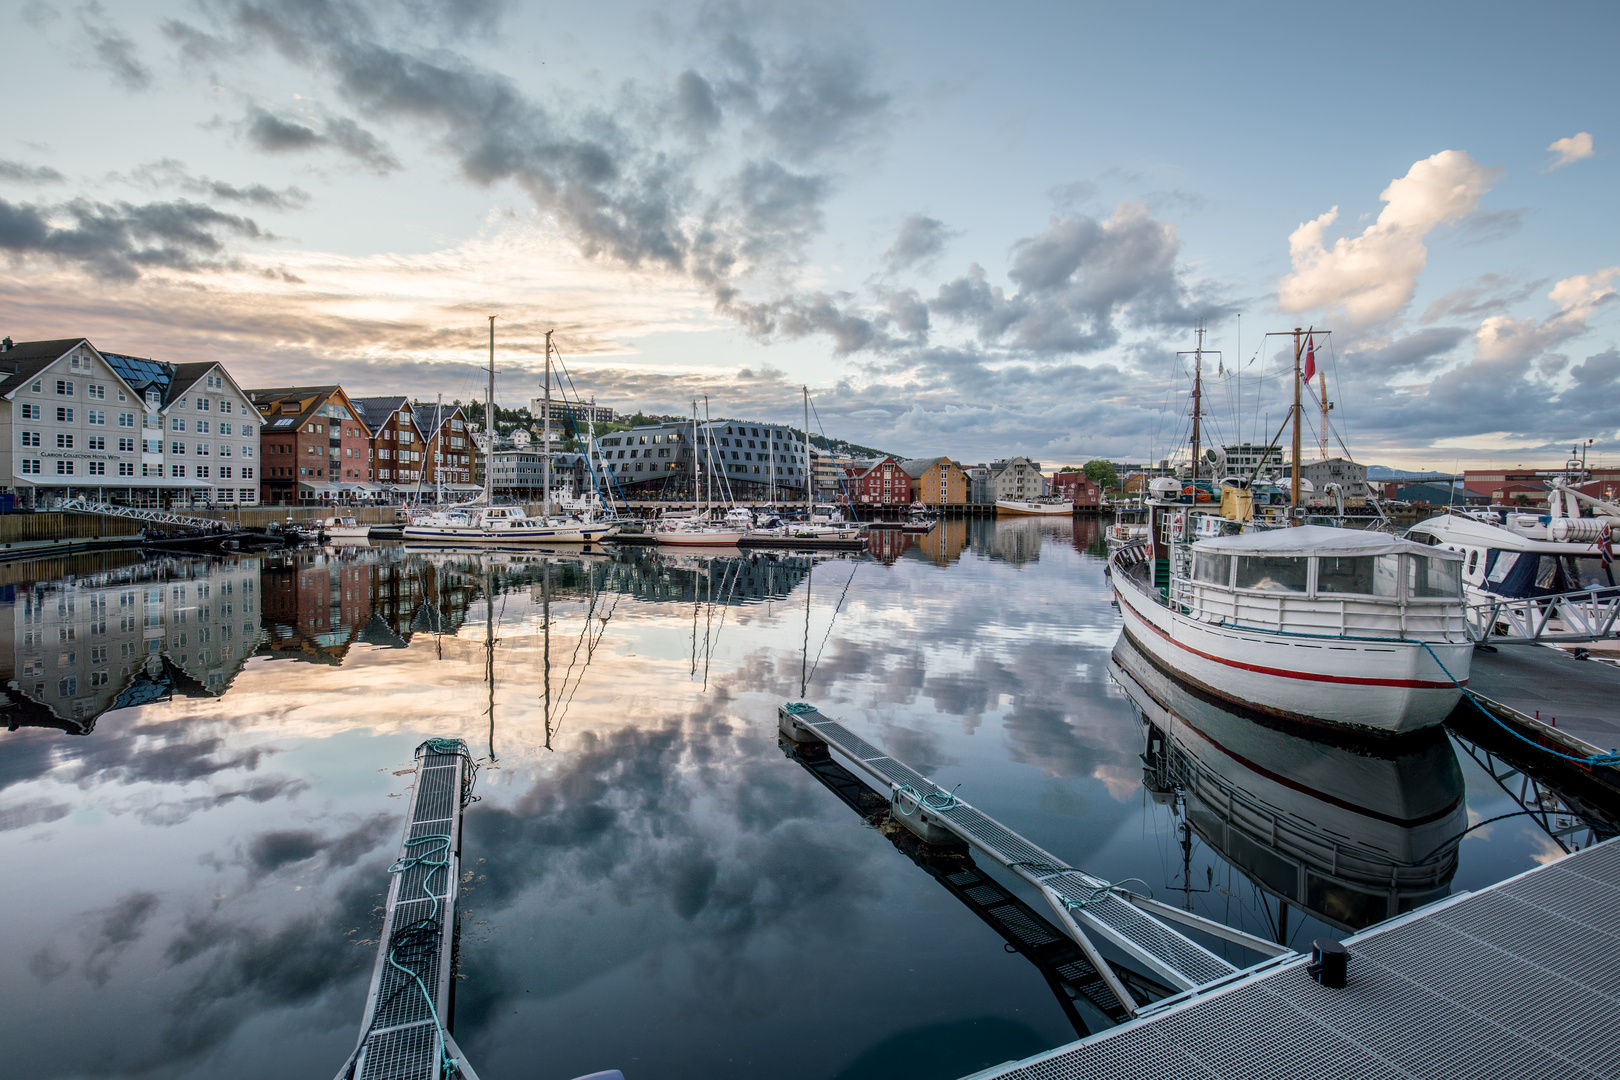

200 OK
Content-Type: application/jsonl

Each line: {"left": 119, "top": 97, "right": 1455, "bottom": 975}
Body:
{"left": 1189, "top": 324, "right": 1204, "bottom": 485}
{"left": 1290, "top": 326, "right": 1303, "bottom": 522}
{"left": 1318, "top": 366, "right": 1330, "bottom": 461}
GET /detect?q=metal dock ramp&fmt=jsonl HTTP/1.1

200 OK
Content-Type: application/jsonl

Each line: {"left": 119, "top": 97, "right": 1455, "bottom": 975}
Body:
{"left": 965, "top": 836, "right": 1620, "bottom": 1080}
{"left": 779, "top": 704, "right": 1274, "bottom": 1013}
{"left": 336, "top": 739, "right": 481, "bottom": 1080}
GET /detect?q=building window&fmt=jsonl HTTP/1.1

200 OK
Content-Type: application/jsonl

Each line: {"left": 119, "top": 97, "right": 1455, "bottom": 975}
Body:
{"left": 117, "top": 437, "right": 134, "bottom": 452}
{"left": 56, "top": 381, "right": 73, "bottom": 396}
{"left": 21, "top": 404, "right": 40, "bottom": 420}
{"left": 117, "top": 462, "right": 134, "bottom": 476}
{"left": 196, "top": 466, "right": 210, "bottom": 478}
{"left": 88, "top": 410, "right": 104, "bottom": 425}
{"left": 21, "top": 459, "right": 40, "bottom": 474}
{"left": 87, "top": 436, "right": 104, "bottom": 450}
{"left": 170, "top": 441, "right": 185, "bottom": 455}
{"left": 241, "top": 424, "right": 253, "bottom": 437}
{"left": 242, "top": 467, "right": 253, "bottom": 479}
{"left": 239, "top": 488, "right": 254, "bottom": 501}
{"left": 87, "top": 384, "right": 105, "bottom": 399}
{"left": 56, "top": 433, "right": 73, "bottom": 449}
{"left": 21, "top": 431, "right": 39, "bottom": 447}
{"left": 56, "top": 461, "right": 73, "bottom": 474}
{"left": 56, "top": 407, "right": 73, "bottom": 423}
{"left": 171, "top": 464, "right": 185, "bottom": 477}
{"left": 195, "top": 443, "right": 209, "bottom": 456}
{"left": 88, "top": 461, "right": 105, "bottom": 475}
{"left": 196, "top": 420, "right": 210, "bottom": 434}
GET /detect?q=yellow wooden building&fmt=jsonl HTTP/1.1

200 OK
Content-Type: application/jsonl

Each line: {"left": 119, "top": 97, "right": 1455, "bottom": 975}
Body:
{"left": 901, "top": 456, "right": 970, "bottom": 505}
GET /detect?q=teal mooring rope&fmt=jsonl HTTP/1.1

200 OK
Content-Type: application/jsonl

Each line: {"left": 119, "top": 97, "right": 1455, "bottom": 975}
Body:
{"left": 894, "top": 783, "right": 961, "bottom": 816}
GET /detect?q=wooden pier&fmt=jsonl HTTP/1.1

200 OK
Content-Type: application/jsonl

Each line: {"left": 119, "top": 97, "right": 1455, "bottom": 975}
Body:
{"left": 335, "top": 739, "right": 481, "bottom": 1080}
{"left": 778, "top": 703, "right": 1285, "bottom": 1017}
{"left": 963, "top": 835, "right": 1620, "bottom": 1080}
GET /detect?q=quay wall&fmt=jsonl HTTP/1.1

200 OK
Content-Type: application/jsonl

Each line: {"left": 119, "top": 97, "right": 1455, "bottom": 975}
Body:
{"left": 0, "top": 512, "right": 142, "bottom": 556}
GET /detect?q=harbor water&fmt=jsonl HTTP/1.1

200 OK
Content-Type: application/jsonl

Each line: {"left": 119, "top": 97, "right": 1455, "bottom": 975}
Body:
{"left": 0, "top": 518, "right": 1608, "bottom": 1080}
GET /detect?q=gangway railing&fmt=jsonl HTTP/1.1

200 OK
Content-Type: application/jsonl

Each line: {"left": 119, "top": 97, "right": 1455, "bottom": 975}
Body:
{"left": 56, "top": 497, "right": 223, "bottom": 531}
{"left": 1465, "top": 587, "right": 1620, "bottom": 644}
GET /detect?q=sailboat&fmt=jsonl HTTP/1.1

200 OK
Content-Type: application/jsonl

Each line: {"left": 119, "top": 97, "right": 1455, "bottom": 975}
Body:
{"left": 653, "top": 400, "right": 753, "bottom": 547}
{"left": 404, "top": 323, "right": 620, "bottom": 545}
{"left": 1107, "top": 326, "right": 1473, "bottom": 735}
{"left": 739, "top": 387, "right": 867, "bottom": 550}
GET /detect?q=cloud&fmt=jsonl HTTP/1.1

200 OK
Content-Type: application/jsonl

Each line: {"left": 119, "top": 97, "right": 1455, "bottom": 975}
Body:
{"left": 242, "top": 107, "right": 402, "bottom": 173}
{"left": 82, "top": 890, "right": 161, "bottom": 986}
{"left": 0, "top": 194, "right": 270, "bottom": 280}
{"left": 1474, "top": 267, "right": 1619, "bottom": 364}
{"left": 1278, "top": 150, "right": 1498, "bottom": 329}
{"left": 76, "top": 1, "right": 153, "bottom": 91}
{"left": 1421, "top": 273, "right": 1546, "bottom": 322}
{"left": 929, "top": 201, "right": 1212, "bottom": 355}
{"left": 1348, "top": 327, "right": 1470, "bottom": 375}
{"left": 1546, "top": 131, "right": 1594, "bottom": 170}
{"left": 0, "top": 160, "right": 67, "bottom": 184}
{"left": 126, "top": 159, "right": 311, "bottom": 211}
{"left": 883, "top": 214, "right": 953, "bottom": 273}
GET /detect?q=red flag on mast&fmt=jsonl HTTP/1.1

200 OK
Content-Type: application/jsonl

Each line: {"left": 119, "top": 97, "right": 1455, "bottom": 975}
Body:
{"left": 1303, "top": 335, "right": 1317, "bottom": 381}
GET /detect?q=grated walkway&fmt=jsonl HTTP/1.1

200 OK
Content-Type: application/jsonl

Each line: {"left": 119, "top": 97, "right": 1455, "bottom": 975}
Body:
{"left": 335, "top": 740, "right": 482, "bottom": 1080}
{"left": 780, "top": 704, "right": 1258, "bottom": 1002}
{"left": 965, "top": 836, "right": 1620, "bottom": 1080}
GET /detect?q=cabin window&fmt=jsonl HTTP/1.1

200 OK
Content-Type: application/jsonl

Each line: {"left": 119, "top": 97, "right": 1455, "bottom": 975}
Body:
{"left": 1466, "top": 550, "right": 1480, "bottom": 575}
{"left": 1193, "top": 552, "right": 1231, "bottom": 586}
{"left": 1235, "top": 555, "right": 1308, "bottom": 592}
{"left": 1407, "top": 555, "right": 1462, "bottom": 599}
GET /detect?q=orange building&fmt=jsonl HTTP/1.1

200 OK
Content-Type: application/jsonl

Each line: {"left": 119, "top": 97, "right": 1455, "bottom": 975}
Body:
{"left": 900, "top": 456, "right": 970, "bottom": 506}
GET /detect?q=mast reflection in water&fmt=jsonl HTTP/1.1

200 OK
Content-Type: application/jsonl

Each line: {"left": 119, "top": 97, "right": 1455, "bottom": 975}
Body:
{"left": 1112, "top": 631, "right": 1466, "bottom": 935}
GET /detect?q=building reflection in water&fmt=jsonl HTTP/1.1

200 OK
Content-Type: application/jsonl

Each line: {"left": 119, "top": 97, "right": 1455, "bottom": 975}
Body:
{"left": 1, "top": 550, "right": 266, "bottom": 735}
{"left": 1111, "top": 631, "right": 1467, "bottom": 937}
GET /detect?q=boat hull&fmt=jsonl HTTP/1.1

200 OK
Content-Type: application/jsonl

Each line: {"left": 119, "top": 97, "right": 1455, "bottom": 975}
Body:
{"left": 996, "top": 499, "right": 1073, "bottom": 516}
{"left": 1110, "top": 554, "right": 1469, "bottom": 735}
{"left": 653, "top": 529, "right": 751, "bottom": 547}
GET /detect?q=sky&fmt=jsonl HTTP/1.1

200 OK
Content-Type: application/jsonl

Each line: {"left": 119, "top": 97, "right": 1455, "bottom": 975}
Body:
{"left": 0, "top": 0, "right": 1615, "bottom": 470}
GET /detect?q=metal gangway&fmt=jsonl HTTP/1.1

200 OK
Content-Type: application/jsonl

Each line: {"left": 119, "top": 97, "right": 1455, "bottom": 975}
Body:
{"left": 336, "top": 739, "right": 482, "bottom": 1080}
{"left": 1465, "top": 586, "right": 1620, "bottom": 644}
{"left": 779, "top": 703, "right": 1288, "bottom": 1018}
{"left": 57, "top": 496, "right": 223, "bottom": 532}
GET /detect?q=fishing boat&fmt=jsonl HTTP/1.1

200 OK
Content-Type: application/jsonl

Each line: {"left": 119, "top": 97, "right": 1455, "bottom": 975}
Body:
{"left": 996, "top": 497, "right": 1073, "bottom": 516}
{"left": 1108, "top": 328, "right": 1472, "bottom": 735}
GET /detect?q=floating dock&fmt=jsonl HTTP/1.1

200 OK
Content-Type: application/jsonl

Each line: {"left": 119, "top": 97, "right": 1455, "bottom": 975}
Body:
{"left": 1466, "top": 645, "right": 1620, "bottom": 758}
{"left": 778, "top": 703, "right": 1286, "bottom": 1016}
{"left": 335, "top": 739, "right": 481, "bottom": 1080}
{"left": 964, "top": 835, "right": 1620, "bottom": 1080}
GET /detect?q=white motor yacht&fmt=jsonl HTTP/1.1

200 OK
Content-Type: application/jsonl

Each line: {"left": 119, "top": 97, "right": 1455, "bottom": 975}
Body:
{"left": 403, "top": 504, "right": 618, "bottom": 544}
{"left": 996, "top": 497, "right": 1073, "bottom": 516}
{"left": 319, "top": 515, "right": 372, "bottom": 540}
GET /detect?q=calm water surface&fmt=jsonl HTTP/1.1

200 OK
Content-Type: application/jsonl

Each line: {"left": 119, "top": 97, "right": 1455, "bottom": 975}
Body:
{"left": 0, "top": 519, "right": 1597, "bottom": 1079}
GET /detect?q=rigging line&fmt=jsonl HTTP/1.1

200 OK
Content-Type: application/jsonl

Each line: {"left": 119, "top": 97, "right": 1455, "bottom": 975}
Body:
{"left": 806, "top": 559, "right": 859, "bottom": 688}
{"left": 552, "top": 587, "right": 621, "bottom": 740}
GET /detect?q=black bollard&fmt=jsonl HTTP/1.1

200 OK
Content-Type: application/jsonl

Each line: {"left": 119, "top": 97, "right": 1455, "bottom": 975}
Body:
{"left": 1307, "top": 937, "right": 1349, "bottom": 988}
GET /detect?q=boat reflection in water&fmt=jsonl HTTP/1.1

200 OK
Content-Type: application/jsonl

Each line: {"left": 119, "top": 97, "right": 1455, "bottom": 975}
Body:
{"left": 1111, "top": 631, "right": 1467, "bottom": 934}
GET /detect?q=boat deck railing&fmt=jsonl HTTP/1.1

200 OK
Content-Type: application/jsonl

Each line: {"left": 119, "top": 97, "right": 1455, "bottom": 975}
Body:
{"left": 1464, "top": 586, "right": 1620, "bottom": 643}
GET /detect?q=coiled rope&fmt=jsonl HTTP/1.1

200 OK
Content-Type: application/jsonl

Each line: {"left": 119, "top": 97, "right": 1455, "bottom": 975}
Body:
{"left": 1007, "top": 861, "right": 1154, "bottom": 907}
{"left": 893, "top": 783, "right": 961, "bottom": 816}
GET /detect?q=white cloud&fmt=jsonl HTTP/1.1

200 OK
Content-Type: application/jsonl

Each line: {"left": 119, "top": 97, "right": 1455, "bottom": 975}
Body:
{"left": 1545, "top": 132, "right": 1594, "bottom": 170}
{"left": 1277, "top": 150, "right": 1498, "bottom": 329}
{"left": 1475, "top": 266, "right": 1619, "bottom": 363}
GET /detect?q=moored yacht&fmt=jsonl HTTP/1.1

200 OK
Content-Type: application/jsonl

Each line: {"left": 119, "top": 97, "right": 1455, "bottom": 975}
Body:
{"left": 996, "top": 497, "right": 1073, "bottom": 516}
{"left": 403, "top": 504, "right": 619, "bottom": 544}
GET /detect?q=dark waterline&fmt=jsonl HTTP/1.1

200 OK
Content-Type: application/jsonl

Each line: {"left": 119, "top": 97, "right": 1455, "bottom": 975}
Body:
{"left": 0, "top": 519, "right": 1606, "bottom": 1079}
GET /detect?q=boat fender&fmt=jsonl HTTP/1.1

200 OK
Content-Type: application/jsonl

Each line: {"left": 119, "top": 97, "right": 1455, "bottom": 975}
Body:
{"left": 1307, "top": 938, "right": 1349, "bottom": 989}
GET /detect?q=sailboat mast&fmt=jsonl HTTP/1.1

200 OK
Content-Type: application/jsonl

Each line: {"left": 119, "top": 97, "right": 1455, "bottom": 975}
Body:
{"left": 542, "top": 329, "right": 553, "bottom": 515}
{"left": 692, "top": 400, "right": 700, "bottom": 510}
{"left": 803, "top": 385, "right": 810, "bottom": 513}
{"left": 435, "top": 392, "right": 443, "bottom": 506}
{"left": 485, "top": 315, "right": 495, "bottom": 505}
{"left": 1291, "top": 326, "right": 1303, "bottom": 521}
{"left": 1189, "top": 324, "right": 1204, "bottom": 484}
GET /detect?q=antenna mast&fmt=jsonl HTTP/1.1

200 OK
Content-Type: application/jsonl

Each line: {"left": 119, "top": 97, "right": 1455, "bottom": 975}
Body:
{"left": 1291, "top": 327, "right": 1303, "bottom": 520}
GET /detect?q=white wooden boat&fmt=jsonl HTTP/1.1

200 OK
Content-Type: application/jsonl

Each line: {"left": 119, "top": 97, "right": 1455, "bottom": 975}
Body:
{"left": 320, "top": 516, "right": 372, "bottom": 540}
{"left": 996, "top": 498, "right": 1073, "bottom": 516}
{"left": 1110, "top": 512, "right": 1472, "bottom": 735}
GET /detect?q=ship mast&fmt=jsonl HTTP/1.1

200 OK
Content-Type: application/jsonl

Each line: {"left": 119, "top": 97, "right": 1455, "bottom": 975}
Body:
{"left": 542, "top": 329, "right": 553, "bottom": 516}
{"left": 1177, "top": 323, "right": 1215, "bottom": 487}
{"left": 803, "top": 385, "right": 811, "bottom": 514}
{"left": 484, "top": 315, "right": 495, "bottom": 506}
{"left": 1318, "top": 365, "right": 1330, "bottom": 462}
{"left": 1291, "top": 327, "right": 1303, "bottom": 520}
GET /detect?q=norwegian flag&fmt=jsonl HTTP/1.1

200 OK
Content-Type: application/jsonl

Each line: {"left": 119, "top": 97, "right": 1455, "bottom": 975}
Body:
{"left": 1303, "top": 334, "right": 1317, "bottom": 381}
{"left": 1602, "top": 523, "right": 1614, "bottom": 567}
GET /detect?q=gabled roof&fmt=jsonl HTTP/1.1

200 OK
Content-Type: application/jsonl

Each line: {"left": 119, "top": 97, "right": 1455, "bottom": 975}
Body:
{"left": 167, "top": 362, "right": 218, "bottom": 403}
{"left": 898, "top": 456, "right": 946, "bottom": 478}
{"left": 247, "top": 385, "right": 367, "bottom": 436}
{"left": 0, "top": 338, "right": 89, "bottom": 398}
{"left": 411, "top": 401, "right": 466, "bottom": 439}
{"left": 352, "top": 395, "right": 411, "bottom": 434}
